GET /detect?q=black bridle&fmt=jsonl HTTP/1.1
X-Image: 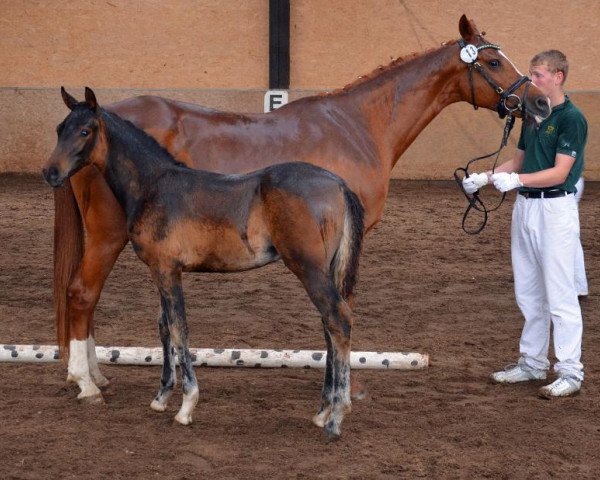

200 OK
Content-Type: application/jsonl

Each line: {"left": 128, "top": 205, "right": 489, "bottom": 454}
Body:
{"left": 454, "top": 38, "right": 531, "bottom": 234}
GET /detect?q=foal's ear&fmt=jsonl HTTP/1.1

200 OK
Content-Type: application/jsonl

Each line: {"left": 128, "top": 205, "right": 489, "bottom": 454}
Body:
{"left": 84, "top": 87, "right": 98, "bottom": 112}
{"left": 458, "top": 14, "right": 480, "bottom": 42}
{"left": 61, "top": 87, "right": 78, "bottom": 111}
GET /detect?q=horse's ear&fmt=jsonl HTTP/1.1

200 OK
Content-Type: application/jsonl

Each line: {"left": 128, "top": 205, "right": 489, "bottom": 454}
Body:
{"left": 84, "top": 87, "right": 98, "bottom": 112}
{"left": 458, "top": 15, "right": 480, "bottom": 42}
{"left": 61, "top": 87, "right": 78, "bottom": 111}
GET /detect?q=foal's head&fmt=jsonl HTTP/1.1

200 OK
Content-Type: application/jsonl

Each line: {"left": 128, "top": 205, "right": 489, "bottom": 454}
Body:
{"left": 43, "top": 87, "right": 104, "bottom": 187}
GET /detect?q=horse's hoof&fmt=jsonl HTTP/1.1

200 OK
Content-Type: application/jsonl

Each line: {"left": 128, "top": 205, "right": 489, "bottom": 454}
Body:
{"left": 324, "top": 424, "right": 341, "bottom": 442}
{"left": 174, "top": 412, "right": 193, "bottom": 426}
{"left": 312, "top": 407, "right": 331, "bottom": 428}
{"left": 77, "top": 392, "right": 105, "bottom": 405}
{"left": 94, "top": 376, "right": 110, "bottom": 388}
{"left": 150, "top": 399, "right": 167, "bottom": 412}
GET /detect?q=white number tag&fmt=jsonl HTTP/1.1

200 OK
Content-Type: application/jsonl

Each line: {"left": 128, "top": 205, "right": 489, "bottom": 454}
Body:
{"left": 460, "top": 44, "right": 478, "bottom": 63}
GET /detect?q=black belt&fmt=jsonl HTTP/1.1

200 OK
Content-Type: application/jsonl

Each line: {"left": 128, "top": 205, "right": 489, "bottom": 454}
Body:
{"left": 518, "top": 190, "right": 572, "bottom": 199}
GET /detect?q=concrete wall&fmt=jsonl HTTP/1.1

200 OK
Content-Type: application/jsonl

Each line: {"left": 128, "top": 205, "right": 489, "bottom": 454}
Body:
{"left": 1, "top": 0, "right": 598, "bottom": 178}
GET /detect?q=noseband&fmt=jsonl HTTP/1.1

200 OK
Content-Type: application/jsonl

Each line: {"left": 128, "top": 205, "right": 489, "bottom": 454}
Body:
{"left": 454, "top": 39, "right": 530, "bottom": 234}
{"left": 458, "top": 38, "right": 531, "bottom": 119}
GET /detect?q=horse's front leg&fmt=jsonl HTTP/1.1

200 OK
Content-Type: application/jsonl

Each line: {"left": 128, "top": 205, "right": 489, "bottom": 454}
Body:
{"left": 66, "top": 171, "right": 129, "bottom": 402}
{"left": 152, "top": 268, "right": 199, "bottom": 425}
{"left": 65, "top": 233, "right": 128, "bottom": 401}
{"left": 150, "top": 309, "right": 177, "bottom": 412}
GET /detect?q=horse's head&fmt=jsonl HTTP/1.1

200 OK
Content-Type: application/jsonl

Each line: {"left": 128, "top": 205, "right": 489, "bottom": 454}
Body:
{"left": 43, "top": 87, "right": 103, "bottom": 187}
{"left": 457, "top": 15, "right": 550, "bottom": 122}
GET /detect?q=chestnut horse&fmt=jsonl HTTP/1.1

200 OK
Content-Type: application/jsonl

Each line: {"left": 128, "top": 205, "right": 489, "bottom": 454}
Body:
{"left": 52, "top": 16, "right": 550, "bottom": 403}
{"left": 45, "top": 88, "right": 364, "bottom": 437}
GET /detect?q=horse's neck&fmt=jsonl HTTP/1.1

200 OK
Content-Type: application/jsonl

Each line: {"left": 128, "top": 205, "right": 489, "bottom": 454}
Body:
{"left": 334, "top": 43, "right": 462, "bottom": 170}
{"left": 99, "top": 121, "right": 168, "bottom": 217}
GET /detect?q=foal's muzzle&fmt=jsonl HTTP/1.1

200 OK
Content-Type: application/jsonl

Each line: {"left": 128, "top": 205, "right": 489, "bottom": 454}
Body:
{"left": 42, "top": 165, "right": 65, "bottom": 187}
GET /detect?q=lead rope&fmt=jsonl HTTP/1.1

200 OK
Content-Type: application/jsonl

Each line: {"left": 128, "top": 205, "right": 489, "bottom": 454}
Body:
{"left": 453, "top": 113, "right": 516, "bottom": 234}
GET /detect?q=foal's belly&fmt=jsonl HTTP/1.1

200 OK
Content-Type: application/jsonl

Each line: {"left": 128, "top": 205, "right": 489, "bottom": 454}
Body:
{"left": 134, "top": 220, "right": 279, "bottom": 273}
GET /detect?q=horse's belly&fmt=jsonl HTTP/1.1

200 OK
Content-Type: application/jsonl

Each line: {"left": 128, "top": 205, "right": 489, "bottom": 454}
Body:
{"left": 171, "top": 225, "right": 278, "bottom": 273}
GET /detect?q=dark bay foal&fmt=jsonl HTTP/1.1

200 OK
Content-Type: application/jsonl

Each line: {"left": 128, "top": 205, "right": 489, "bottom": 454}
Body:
{"left": 43, "top": 88, "right": 364, "bottom": 438}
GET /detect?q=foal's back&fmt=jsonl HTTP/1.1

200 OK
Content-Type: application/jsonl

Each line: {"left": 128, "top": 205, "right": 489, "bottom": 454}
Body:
{"left": 130, "top": 162, "right": 348, "bottom": 274}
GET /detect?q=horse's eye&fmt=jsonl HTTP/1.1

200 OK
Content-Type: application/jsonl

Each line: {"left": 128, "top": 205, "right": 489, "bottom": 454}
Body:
{"left": 488, "top": 59, "right": 500, "bottom": 69}
{"left": 80, "top": 129, "right": 89, "bottom": 137}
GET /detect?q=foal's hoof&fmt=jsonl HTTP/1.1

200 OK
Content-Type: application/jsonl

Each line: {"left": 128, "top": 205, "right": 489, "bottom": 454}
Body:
{"left": 174, "top": 412, "right": 193, "bottom": 426}
{"left": 324, "top": 422, "right": 341, "bottom": 441}
{"left": 312, "top": 407, "right": 331, "bottom": 428}
{"left": 78, "top": 392, "right": 105, "bottom": 405}
{"left": 150, "top": 399, "right": 167, "bottom": 412}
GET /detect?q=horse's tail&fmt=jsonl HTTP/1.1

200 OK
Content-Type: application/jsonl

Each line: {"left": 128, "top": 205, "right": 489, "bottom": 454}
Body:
{"left": 53, "top": 178, "right": 84, "bottom": 362}
{"left": 331, "top": 186, "right": 365, "bottom": 301}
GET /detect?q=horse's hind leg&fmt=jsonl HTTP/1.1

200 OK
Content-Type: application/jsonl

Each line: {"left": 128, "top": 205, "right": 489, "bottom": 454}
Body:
{"left": 299, "top": 271, "right": 353, "bottom": 439}
{"left": 150, "top": 309, "right": 177, "bottom": 412}
{"left": 321, "top": 299, "right": 353, "bottom": 439}
{"left": 312, "top": 323, "right": 334, "bottom": 428}
{"left": 151, "top": 268, "right": 199, "bottom": 425}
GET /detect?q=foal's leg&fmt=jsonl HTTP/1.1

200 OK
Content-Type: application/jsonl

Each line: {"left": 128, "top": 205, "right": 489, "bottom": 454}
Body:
{"left": 299, "top": 271, "right": 353, "bottom": 438}
{"left": 312, "top": 324, "right": 334, "bottom": 428}
{"left": 151, "top": 268, "right": 199, "bottom": 425}
{"left": 149, "top": 309, "right": 177, "bottom": 412}
{"left": 321, "top": 297, "right": 353, "bottom": 438}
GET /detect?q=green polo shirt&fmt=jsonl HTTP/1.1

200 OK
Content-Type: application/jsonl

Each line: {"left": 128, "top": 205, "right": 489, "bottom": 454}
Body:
{"left": 517, "top": 96, "right": 587, "bottom": 193}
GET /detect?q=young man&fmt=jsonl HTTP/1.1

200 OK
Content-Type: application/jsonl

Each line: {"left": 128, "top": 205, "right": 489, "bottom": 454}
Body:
{"left": 462, "top": 50, "right": 588, "bottom": 398}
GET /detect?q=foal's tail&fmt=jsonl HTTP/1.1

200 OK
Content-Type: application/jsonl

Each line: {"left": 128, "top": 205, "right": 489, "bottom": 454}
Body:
{"left": 53, "top": 178, "right": 84, "bottom": 362}
{"left": 331, "top": 187, "right": 365, "bottom": 301}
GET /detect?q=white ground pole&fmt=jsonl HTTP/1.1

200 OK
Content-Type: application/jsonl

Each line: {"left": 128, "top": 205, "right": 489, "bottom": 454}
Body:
{"left": 0, "top": 345, "right": 428, "bottom": 370}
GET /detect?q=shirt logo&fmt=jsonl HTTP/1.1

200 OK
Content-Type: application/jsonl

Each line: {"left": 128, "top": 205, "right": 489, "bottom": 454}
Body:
{"left": 545, "top": 125, "right": 555, "bottom": 135}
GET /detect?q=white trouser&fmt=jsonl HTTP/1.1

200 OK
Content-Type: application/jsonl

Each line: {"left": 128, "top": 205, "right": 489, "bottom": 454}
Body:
{"left": 574, "top": 177, "right": 588, "bottom": 296}
{"left": 512, "top": 193, "right": 584, "bottom": 381}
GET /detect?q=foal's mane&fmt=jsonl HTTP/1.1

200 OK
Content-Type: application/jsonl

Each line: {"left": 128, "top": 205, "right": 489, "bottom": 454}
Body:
{"left": 100, "top": 108, "right": 191, "bottom": 170}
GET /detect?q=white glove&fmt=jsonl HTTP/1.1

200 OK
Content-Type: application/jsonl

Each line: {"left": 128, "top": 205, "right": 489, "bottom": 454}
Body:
{"left": 462, "top": 172, "right": 489, "bottom": 194}
{"left": 491, "top": 172, "right": 523, "bottom": 192}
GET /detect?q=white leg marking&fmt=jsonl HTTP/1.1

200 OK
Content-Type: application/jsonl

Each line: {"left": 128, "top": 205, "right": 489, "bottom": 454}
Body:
{"left": 69, "top": 339, "right": 103, "bottom": 403}
{"left": 87, "top": 336, "right": 109, "bottom": 387}
{"left": 174, "top": 386, "right": 199, "bottom": 426}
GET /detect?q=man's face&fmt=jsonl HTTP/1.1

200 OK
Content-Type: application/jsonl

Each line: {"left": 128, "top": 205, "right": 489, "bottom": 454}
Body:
{"left": 529, "top": 63, "right": 562, "bottom": 97}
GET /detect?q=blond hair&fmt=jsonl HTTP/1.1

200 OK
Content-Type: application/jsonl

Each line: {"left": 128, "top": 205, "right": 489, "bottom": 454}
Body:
{"left": 530, "top": 50, "right": 569, "bottom": 84}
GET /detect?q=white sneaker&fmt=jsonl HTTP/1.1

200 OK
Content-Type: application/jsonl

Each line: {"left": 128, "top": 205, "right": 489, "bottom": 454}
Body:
{"left": 538, "top": 377, "right": 581, "bottom": 399}
{"left": 490, "top": 364, "right": 547, "bottom": 384}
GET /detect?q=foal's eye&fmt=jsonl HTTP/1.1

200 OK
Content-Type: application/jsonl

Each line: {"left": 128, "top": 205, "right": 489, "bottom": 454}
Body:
{"left": 488, "top": 59, "right": 501, "bottom": 69}
{"left": 80, "top": 129, "right": 89, "bottom": 137}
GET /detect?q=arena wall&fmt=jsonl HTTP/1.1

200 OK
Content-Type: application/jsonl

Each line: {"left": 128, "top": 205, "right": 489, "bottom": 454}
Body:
{"left": 1, "top": 0, "right": 598, "bottom": 179}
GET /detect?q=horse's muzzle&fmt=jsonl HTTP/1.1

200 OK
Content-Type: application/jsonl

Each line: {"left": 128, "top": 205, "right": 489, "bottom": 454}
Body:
{"left": 42, "top": 166, "right": 65, "bottom": 187}
{"left": 530, "top": 96, "right": 551, "bottom": 122}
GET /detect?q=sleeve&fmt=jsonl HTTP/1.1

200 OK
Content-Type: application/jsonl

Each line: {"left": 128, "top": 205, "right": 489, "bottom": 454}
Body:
{"left": 556, "top": 112, "right": 588, "bottom": 159}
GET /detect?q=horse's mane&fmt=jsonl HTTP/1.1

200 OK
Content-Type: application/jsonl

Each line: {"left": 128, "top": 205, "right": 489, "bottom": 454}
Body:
{"left": 100, "top": 109, "right": 191, "bottom": 170}
{"left": 327, "top": 39, "right": 458, "bottom": 95}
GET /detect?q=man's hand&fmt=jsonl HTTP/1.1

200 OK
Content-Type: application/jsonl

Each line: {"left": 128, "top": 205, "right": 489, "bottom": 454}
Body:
{"left": 491, "top": 172, "right": 523, "bottom": 192}
{"left": 462, "top": 172, "right": 489, "bottom": 194}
